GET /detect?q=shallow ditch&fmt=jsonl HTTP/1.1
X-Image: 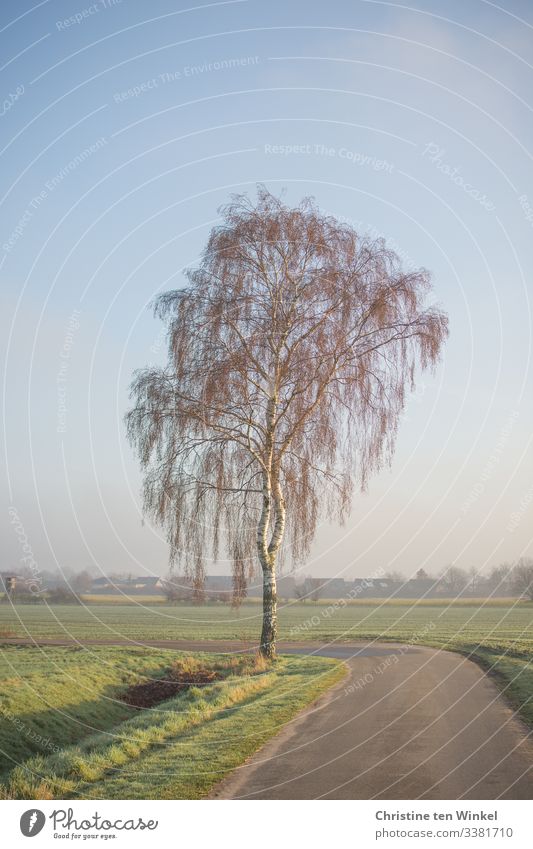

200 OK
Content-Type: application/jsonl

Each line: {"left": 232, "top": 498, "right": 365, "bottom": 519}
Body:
{"left": 119, "top": 664, "right": 222, "bottom": 708}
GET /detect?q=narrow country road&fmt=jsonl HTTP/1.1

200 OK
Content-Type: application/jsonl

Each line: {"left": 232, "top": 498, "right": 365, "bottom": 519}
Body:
{"left": 1, "top": 637, "right": 532, "bottom": 799}
{"left": 214, "top": 642, "right": 533, "bottom": 799}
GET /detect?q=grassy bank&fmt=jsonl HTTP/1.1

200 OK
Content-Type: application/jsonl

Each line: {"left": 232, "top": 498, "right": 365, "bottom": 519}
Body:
{"left": 0, "top": 645, "right": 177, "bottom": 774}
{"left": 458, "top": 648, "right": 533, "bottom": 729}
{"left": 0, "top": 646, "right": 344, "bottom": 800}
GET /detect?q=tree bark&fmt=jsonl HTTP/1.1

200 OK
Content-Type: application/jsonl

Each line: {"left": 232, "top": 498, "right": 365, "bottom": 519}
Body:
{"left": 258, "top": 477, "right": 285, "bottom": 659}
{"left": 257, "top": 393, "right": 284, "bottom": 660}
{"left": 257, "top": 475, "right": 275, "bottom": 658}
{"left": 260, "top": 564, "right": 277, "bottom": 659}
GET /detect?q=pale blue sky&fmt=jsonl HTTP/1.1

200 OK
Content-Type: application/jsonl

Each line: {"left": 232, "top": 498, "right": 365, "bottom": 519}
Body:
{"left": 2, "top": 0, "right": 532, "bottom": 580}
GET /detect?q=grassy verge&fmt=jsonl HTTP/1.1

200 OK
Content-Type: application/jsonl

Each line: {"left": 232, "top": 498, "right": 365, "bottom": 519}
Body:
{"left": 0, "top": 650, "right": 345, "bottom": 800}
{"left": 453, "top": 648, "right": 533, "bottom": 729}
{"left": 0, "top": 646, "right": 181, "bottom": 774}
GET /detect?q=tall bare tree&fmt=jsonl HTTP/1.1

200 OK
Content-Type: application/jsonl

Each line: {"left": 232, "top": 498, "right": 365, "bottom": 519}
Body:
{"left": 440, "top": 564, "right": 468, "bottom": 596}
{"left": 126, "top": 188, "right": 448, "bottom": 658}
{"left": 468, "top": 565, "right": 480, "bottom": 595}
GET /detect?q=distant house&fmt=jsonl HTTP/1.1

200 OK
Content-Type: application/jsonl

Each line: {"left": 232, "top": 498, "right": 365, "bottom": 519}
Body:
{"left": 347, "top": 578, "right": 384, "bottom": 597}
{"left": 87, "top": 572, "right": 497, "bottom": 601}
{"left": 204, "top": 575, "right": 233, "bottom": 599}
{"left": 315, "top": 578, "right": 349, "bottom": 598}
{"left": 406, "top": 578, "right": 443, "bottom": 598}
{"left": 90, "top": 576, "right": 165, "bottom": 595}
{"left": 0, "top": 572, "right": 19, "bottom": 595}
{"left": 344, "top": 576, "right": 444, "bottom": 599}
{"left": 276, "top": 575, "right": 296, "bottom": 599}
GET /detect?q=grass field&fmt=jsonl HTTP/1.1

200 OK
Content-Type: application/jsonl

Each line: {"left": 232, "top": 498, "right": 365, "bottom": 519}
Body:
{"left": 0, "top": 645, "right": 344, "bottom": 800}
{"left": 0, "top": 599, "right": 531, "bottom": 656}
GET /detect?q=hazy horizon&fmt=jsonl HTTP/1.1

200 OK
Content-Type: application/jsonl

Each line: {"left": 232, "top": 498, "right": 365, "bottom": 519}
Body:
{"left": 2, "top": 0, "right": 533, "bottom": 582}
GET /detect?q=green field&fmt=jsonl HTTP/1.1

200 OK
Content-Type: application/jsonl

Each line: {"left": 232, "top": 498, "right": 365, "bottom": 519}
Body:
{"left": 0, "top": 599, "right": 531, "bottom": 656}
{"left": 0, "top": 645, "right": 343, "bottom": 800}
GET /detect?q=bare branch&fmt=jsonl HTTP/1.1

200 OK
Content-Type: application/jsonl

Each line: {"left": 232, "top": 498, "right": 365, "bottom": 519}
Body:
{"left": 126, "top": 186, "right": 448, "bottom": 658}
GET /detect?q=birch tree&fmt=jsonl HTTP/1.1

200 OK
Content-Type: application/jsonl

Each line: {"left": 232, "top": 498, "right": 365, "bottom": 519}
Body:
{"left": 126, "top": 188, "right": 448, "bottom": 658}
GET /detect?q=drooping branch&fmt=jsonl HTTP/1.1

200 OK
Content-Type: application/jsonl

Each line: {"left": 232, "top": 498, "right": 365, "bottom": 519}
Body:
{"left": 126, "top": 186, "right": 448, "bottom": 601}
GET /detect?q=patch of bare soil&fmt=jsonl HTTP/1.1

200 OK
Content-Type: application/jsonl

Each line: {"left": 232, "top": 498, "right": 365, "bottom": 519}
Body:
{"left": 119, "top": 664, "right": 222, "bottom": 709}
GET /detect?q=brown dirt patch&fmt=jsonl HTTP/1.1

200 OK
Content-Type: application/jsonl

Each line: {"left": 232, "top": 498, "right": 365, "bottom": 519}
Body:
{"left": 119, "top": 664, "right": 222, "bottom": 709}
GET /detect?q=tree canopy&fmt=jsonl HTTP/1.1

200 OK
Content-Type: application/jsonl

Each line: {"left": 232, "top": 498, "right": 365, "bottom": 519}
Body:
{"left": 126, "top": 187, "right": 448, "bottom": 655}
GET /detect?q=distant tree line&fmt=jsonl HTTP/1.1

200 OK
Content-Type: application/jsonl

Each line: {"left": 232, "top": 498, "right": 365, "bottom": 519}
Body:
{"left": 2, "top": 559, "right": 532, "bottom": 603}
{"left": 283, "top": 559, "right": 533, "bottom": 602}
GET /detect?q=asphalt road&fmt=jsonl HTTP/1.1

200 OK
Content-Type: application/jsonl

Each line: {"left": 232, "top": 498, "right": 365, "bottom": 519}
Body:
{"left": 1, "top": 637, "right": 532, "bottom": 799}
{"left": 211, "top": 642, "right": 533, "bottom": 799}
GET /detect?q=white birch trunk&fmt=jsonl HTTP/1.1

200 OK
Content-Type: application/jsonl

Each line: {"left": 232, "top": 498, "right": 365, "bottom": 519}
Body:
{"left": 257, "top": 392, "right": 284, "bottom": 659}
